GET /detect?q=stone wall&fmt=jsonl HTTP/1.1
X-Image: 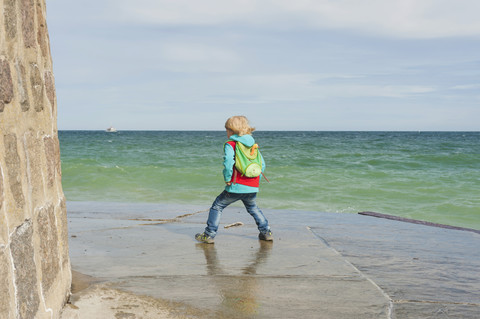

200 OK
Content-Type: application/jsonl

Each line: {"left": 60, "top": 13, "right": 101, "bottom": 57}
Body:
{"left": 0, "top": 0, "right": 71, "bottom": 318}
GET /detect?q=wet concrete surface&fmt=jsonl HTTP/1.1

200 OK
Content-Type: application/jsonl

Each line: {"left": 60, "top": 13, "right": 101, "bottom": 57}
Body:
{"left": 67, "top": 201, "right": 480, "bottom": 318}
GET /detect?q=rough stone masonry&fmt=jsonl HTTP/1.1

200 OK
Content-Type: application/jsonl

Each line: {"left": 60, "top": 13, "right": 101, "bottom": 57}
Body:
{"left": 1, "top": 0, "right": 72, "bottom": 318}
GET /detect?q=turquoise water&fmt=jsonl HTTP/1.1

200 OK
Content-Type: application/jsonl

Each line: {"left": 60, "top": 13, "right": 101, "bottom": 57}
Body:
{"left": 59, "top": 131, "right": 480, "bottom": 230}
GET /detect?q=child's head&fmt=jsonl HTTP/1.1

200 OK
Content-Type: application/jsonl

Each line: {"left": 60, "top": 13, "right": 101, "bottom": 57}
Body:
{"left": 225, "top": 116, "right": 255, "bottom": 136}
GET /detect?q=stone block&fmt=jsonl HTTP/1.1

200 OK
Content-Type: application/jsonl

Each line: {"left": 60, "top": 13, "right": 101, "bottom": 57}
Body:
{"left": 0, "top": 249, "right": 13, "bottom": 319}
{"left": 24, "top": 131, "right": 44, "bottom": 199}
{"left": 0, "top": 58, "right": 14, "bottom": 112}
{"left": 4, "top": 134, "right": 25, "bottom": 209}
{"left": 54, "top": 136, "right": 62, "bottom": 177}
{"left": 57, "top": 197, "right": 69, "bottom": 266}
{"left": 0, "top": 168, "right": 4, "bottom": 245}
{"left": 45, "top": 135, "right": 63, "bottom": 180}
{"left": 20, "top": 0, "right": 36, "bottom": 48}
{"left": 44, "top": 71, "right": 55, "bottom": 112}
{"left": 15, "top": 59, "right": 30, "bottom": 112}
{"left": 43, "top": 136, "right": 56, "bottom": 187}
{"left": 36, "top": 204, "right": 60, "bottom": 294}
{"left": 0, "top": 174, "right": 5, "bottom": 246}
{"left": 4, "top": 0, "right": 17, "bottom": 40}
{"left": 0, "top": 214, "right": 7, "bottom": 245}
{"left": 29, "top": 62, "right": 44, "bottom": 112}
{"left": 36, "top": 1, "right": 48, "bottom": 57}
{"left": 10, "top": 220, "right": 40, "bottom": 319}
{"left": 0, "top": 166, "right": 3, "bottom": 210}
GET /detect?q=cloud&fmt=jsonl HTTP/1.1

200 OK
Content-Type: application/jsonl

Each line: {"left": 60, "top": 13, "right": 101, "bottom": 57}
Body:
{"left": 159, "top": 43, "right": 240, "bottom": 72}
{"left": 148, "top": 73, "right": 437, "bottom": 106}
{"left": 114, "top": 0, "right": 480, "bottom": 38}
{"left": 451, "top": 83, "right": 480, "bottom": 90}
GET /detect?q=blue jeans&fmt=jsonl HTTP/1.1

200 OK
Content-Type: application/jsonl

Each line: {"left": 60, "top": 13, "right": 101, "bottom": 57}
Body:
{"left": 205, "top": 191, "right": 270, "bottom": 238}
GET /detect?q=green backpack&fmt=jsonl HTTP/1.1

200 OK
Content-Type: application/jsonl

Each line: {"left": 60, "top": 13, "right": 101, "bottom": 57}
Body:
{"left": 228, "top": 141, "right": 263, "bottom": 178}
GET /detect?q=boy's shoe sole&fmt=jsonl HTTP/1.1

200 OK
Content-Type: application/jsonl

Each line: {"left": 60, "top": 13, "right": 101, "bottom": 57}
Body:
{"left": 259, "top": 231, "right": 273, "bottom": 241}
{"left": 195, "top": 233, "right": 214, "bottom": 244}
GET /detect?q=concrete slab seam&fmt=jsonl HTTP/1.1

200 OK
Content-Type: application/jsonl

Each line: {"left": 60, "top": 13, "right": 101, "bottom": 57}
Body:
{"left": 69, "top": 210, "right": 209, "bottom": 235}
{"left": 129, "top": 209, "right": 208, "bottom": 225}
{"left": 306, "top": 226, "right": 394, "bottom": 319}
{"left": 393, "top": 299, "right": 480, "bottom": 307}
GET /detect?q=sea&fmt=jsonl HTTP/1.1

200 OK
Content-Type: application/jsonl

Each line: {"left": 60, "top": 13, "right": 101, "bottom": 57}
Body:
{"left": 58, "top": 131, "right": 480, "bottom": 230}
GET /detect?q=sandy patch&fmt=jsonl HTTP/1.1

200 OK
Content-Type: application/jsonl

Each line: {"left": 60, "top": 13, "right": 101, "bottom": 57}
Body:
{"left": 60, "top": 284, "right": 181, "bottom": 319}
{"left": 61, "top": 271, "right": 187, "bottom": 319}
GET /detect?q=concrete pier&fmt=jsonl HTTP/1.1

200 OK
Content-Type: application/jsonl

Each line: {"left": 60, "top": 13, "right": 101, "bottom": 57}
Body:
{"left": 62, "top": 202, "right": 479, "bottom": 318}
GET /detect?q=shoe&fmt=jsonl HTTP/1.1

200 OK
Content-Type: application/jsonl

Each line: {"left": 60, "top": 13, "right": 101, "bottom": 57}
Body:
{"left": 195, "top": 233, "right": 214, "bottom": 244}
{"left": 259, "top": 230, "right": 273, "bottom": 241}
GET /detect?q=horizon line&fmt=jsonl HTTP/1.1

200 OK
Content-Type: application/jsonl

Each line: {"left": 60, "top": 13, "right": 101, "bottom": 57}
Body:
{"left": 57, "top": 129, "right": 480, "bottom": 132}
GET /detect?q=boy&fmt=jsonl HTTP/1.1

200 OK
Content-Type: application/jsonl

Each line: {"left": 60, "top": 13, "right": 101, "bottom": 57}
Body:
{"left": 195, "top": 116, "right": 273, "bottom": 244}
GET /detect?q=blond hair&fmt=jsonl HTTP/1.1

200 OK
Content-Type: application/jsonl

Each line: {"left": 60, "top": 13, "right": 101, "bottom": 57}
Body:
{"left": 225, "top": 116, "right": 256, "bottom": 136}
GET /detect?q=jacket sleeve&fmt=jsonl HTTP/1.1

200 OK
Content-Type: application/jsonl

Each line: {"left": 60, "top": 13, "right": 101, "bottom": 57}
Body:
{"left": 223, "top": 143, "right": 235, "bottom": 182}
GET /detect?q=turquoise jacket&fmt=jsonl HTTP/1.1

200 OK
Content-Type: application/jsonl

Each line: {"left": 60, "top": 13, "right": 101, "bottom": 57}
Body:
{"left": 223, "top": 134, "right": 266, "bottom": 193}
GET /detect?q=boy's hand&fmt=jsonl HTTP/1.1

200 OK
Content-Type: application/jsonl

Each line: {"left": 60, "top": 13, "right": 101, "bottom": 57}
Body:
{"left": 225, "top": 182, "right": 232, "bottom": 186}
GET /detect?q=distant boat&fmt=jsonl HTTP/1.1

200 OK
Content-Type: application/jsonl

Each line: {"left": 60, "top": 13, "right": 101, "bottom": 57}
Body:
{"left": 106, "top": 126, "right": 117, "bottom": 132}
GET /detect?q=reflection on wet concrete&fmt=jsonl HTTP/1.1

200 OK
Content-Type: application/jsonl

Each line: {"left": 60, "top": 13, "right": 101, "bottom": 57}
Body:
{"left": 66, "top": 202, "right": 480, "bottom": 318}
{"left": 197, "top": 241, "right": 272, "bottom": 318}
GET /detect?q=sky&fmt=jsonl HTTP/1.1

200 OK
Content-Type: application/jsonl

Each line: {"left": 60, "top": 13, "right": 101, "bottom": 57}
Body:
{"left": 47, "top": 0, "right": 480, "bottom": 131}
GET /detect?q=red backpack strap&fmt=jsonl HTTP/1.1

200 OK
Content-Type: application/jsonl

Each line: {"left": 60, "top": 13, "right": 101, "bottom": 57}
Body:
{"left": 226, "top": 140, "right": 236, "bottom": 149}
{"left": 225, "top": 141, "right": 237, "bottom": 183}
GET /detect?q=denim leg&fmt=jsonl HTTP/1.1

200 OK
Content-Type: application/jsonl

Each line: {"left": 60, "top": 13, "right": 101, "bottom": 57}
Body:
{"left": 205, "top": 191, "right": 240, "bottom": 238}
{"left": 242, "top": 193, "right": 270, "bottom": 233}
